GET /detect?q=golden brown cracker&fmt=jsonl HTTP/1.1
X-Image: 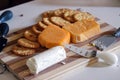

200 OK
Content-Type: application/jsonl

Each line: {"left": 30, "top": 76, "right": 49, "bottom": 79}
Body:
{"left": 63, "top": 10, "right": 79, "bottom": 22}
{"left": 24, "top": 29, "right": 38, "bottom": 41}
{"left": 32, "top": 25, "right": 42, "bottom": 34}
{"left": 12, "top": 45, "right": 36, "bottom": 56}
{"left": 18, "top": 38, "right": 40, "bottom": 48}
{"left": 53, "top": 8, "right": 71, "bottom": 17}
{"left": 41, "top": 10, "right": 54, "bottom": 18}
{"left": 38, "top": 21, "right": 48, "bottom": 29}
{"left": 50, "top": 17, "right": 71, "bottom": 26}
{"left": 73, "top": 12, "right": 95, "bottom": 21}
{"left": 42, "top": 17, "right": 56, "bottom": 26}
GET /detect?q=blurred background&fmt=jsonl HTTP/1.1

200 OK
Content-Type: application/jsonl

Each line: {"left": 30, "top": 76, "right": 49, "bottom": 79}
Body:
{"left": 0, "top": 0, "right": 32, "bottom": 10}
{"left": 0, "top": 0, "right": 120, "bottom": 10}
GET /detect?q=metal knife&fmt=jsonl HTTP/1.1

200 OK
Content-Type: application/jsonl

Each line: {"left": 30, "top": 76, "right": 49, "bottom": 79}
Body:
{"left": 65, "top": 44, "right": 97, "bottom": 58}
{"left": 90, "top": 27, "right": 120, "bottom": 51}
{"left": 65, "top": 44, "right": 118, "bottom": 66}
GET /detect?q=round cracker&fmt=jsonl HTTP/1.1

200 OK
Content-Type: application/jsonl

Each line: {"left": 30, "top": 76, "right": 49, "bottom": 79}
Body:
{"left": 53, "top": 8, "right": 71, "bottom": 17}
{"left": 63, "top": 10, "right": 80, "bottom": 22}
{"left": 41, "top": 10, "right": 54, "bottom": 18}
{"left": 12, "top": 45, "right": 36, "bottom": 56}
{"left": 42, "top": 17, "right": 56, "bottom": 26}
{"left": 32, "top": 25, "right": 42, "bottom": 34}
{"left": 18, "top": 38, "right": 40, "bottom": 48}
{"left": 38, "top": 21, "right": 47, "bottom": 29}
{"left": 24, "top": 29, "right": 37, "bottom": 41}
{"left": 50, "top": 17, "right": 71, "bottom": 26}
{"left": 73, "top": 12, "right": 95, "bottom": 21}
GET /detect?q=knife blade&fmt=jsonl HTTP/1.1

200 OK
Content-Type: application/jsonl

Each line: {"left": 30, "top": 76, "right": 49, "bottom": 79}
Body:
{"left": 65, "top": 44, "right": 97, "bottom": 58}
{"left": 90, "top": 27, "right": 120, "bottom": 51}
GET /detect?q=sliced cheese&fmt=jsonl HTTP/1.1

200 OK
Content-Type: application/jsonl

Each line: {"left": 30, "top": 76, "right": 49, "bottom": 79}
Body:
{"left": 63, "top": 20, "right": 100, "bottom": 43}
{"left": 26, "top": 46, "right": 66, "bottom": 74}
{"left": 38, "top": 25, "right": 70, "bottom": 48}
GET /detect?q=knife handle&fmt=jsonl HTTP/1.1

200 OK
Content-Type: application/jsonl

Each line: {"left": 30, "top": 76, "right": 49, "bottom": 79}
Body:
{"left": 0, "top": 10, "right": 13, "bottom": 23}
{"left": 113, "top": 27, "right": 120, "bottom": 37}
{"left": 0, "top": 37, "right": 7, "bottom": 52}
{"left": 97, "top": 51, "right": 118, "bottom": 66}
{"left": 0, "top": 23, "right": 9, "bottom": 37}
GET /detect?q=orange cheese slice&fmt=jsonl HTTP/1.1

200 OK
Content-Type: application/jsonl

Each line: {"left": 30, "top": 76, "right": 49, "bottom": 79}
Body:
{"left": 38, "top": 25, "right": 70, "bottom": 48}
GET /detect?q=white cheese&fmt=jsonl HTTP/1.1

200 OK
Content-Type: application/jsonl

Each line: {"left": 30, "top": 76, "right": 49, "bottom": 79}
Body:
{"left": 26, "top": 46, "right": 66, "bottom": 74}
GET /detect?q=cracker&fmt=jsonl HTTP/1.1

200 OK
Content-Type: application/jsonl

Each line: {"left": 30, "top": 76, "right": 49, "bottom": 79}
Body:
{"left": 50, "top": 17, "right": 71, "bottom": 26}
{"left": 24, "top": 29, "right": 37, "bottom": 41}
{"left": 42, "top": 17, "right": 56, "bottom": 26}
{"left": 63, "top": 10, "right": 79, "bottom": 22}
{"left": 18, "top": 38, "right": 40, "bottom": 48}
{"left": 53, "top": 8, "right": 70, "bottom": 17}
{"left": 41, "top": 10, "right": 54, "bottom": 18}
{"left": 12, "top": 45, "right": 36, "bottom": 56}
{"left": 32, "top": 25, "right": 42, "bottom": 34}
{"left": 73, "top": 12, "right": 95, "bottom": 21}
{"left": 38, "top": 21, "right": 47, "bottom": 29}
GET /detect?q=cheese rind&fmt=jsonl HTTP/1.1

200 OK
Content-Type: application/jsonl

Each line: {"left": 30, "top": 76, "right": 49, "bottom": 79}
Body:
{"left": 26, "top": 46, "right": 66, "bottom": 74}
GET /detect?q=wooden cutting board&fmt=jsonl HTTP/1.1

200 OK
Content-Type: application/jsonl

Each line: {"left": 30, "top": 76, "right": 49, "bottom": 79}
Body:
{"left": 0, "top": 17, "right": 117, "bottom": 80}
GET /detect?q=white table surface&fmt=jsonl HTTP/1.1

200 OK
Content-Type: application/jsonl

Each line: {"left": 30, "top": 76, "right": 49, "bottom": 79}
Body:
{"left": 0, "top": 0, "right": 120, "bottom": 80}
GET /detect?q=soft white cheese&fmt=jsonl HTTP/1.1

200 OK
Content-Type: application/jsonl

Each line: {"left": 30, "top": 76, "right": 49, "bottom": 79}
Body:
{"left": 26, "top": 46, "right": 66, "bottom": 74}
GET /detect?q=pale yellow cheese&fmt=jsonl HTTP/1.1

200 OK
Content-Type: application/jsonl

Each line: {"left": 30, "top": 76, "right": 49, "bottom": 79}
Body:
{"left": 63, "top": 20, "right": 100, "bottom": 43}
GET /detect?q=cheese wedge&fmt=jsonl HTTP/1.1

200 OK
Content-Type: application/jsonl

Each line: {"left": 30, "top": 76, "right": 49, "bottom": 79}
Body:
{"left": 38, "top": 25, "right": 70, "bottom": 48}
{"left": 26, "top": 46, "right": 66, "bottom": 74}
{"left": 63, "top": 20, "right": 100, "bottom": 43}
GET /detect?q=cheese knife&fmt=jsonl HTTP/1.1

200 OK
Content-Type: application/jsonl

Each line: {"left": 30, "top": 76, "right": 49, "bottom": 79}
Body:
{"left": 90, "top": 27, "right": 120, "bottom": 51}
{"left": 65, "top": 44, "right": 118, "bottom": 65}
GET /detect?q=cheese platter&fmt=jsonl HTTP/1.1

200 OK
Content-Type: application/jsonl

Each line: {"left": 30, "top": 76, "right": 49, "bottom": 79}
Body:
{"left": 0, "top": 8, "right": 119, "bottom": 80}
